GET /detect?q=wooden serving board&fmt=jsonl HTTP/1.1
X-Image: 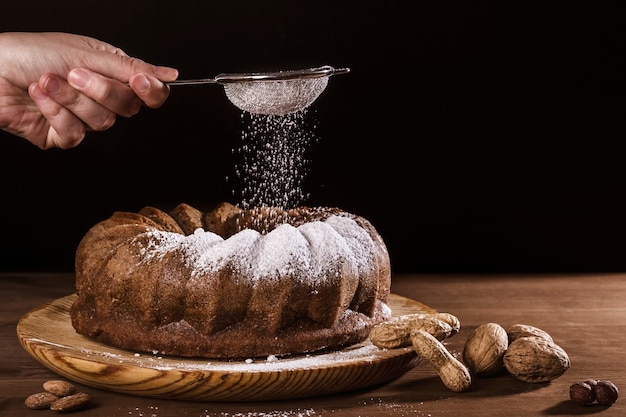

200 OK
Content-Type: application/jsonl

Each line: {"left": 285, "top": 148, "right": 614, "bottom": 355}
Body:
{"left": 17, "top": 293, "right": 435, "bottom": 402}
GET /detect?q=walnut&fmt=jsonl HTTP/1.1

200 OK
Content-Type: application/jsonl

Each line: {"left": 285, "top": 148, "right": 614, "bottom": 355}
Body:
{"left": 506, "top": 324, "right": 554, "bottom": 345}
{"left": 503, "top": 336, "right": 570, "bottom": 383}
{"left": 462, "top": 323, "right": 508, "bottom": 377}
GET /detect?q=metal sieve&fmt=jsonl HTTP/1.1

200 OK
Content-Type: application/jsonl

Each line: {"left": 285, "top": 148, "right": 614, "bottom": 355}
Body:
{"left": 168, "top": 65, "right": 350, "bottom": 115}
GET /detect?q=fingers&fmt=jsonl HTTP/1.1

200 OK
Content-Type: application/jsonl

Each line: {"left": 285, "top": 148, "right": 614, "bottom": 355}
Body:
{"left": 128, "top": 72, "right": 171, "bottom": 109}
{"left": 28, "top": 81, "right": 86, "bottom": 149}
{"left": 68, "top": 69, "right": 143, "bottom": 116}
{"left": 26, "top": 68, "right": 172, "bottom": 149}
{"left": 126, "top": 58, "right": 179, "bottom": 84}
{"left": 69, "top": 68, "right": 171, "bottom": 111}
{"left": 0, "top": 32, "right": 179, "bottom": 149}
{"left": 85, "top": 51, "right": 179, "bottom": 85}
{"left": 28, "top": 72, "right": 132, "bottom": 149}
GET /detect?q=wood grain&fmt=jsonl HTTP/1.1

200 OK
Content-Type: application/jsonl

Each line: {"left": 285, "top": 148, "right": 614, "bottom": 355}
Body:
{"left": 17, "top": 293, "right": 435, "bottom": 402}
{"left": 5, "top": 273, "right": 626, "bottom": 417}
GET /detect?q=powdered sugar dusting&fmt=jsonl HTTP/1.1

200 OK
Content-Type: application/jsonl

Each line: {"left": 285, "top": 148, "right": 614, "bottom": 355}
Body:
{"left": 299, "top": 218, "right": 361, "bottom": 267}
{"left": 325, "top": 215, "right": 378, "bottom": 274}
{"left": 135, "top": 229, "right": 223, "bottom": 269}
{"left": 192, "top": 228, "right": 260, "bottom": 279}
{"left": 205, "top": 409, "right": 317, "bottom": 417}
{"left": 125, "top": 407, "right": 318, "bottom": 417}
{"left": 134, "top": 230, "right": 184, "bottom": 261}
{"left": 152, "top": 342, "right": 382, "bottom": 372}
{"left": 252, "top": 223, "right": 312, "bottom": 281}
{"left": 134, "top": 216, "right": 381, "bottom": 287}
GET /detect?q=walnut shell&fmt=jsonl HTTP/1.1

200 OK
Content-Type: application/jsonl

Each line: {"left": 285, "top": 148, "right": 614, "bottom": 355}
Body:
{"left": 506, "top": 324, "right": 554, "bottom": 344}
{"left": 503, "top": 336, "right": 570, "bottom": 383}
{"left": 462, "top": 322, "right": 508, "bottom": 377}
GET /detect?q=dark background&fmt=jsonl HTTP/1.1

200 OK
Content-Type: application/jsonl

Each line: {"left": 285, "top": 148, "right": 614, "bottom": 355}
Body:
{"left": 1, "top": 1, "right": 625, "bottom": 274}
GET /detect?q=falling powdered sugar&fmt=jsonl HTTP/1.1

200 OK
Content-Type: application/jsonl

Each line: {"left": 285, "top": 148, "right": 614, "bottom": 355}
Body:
{"left": 232, "top": 110, "right": 318, "bottom": 211}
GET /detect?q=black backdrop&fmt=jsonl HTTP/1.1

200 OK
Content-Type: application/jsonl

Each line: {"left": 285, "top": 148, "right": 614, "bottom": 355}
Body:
{"left": 1, "top": 1, "right": 625, "bottom": 273}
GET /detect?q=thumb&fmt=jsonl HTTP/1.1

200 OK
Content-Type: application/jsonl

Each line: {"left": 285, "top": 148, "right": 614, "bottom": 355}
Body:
{"left": 84, "top": 53, "right": 179, "bottom": 83}
{"left": 68, "top": 34, "right": 180, "bottom": 83}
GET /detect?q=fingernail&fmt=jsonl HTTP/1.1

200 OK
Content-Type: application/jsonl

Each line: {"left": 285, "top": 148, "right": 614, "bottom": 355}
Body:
{"left": 28, "top": 82, "right": 46, "bottom": 99}
{"left": 68, "top": 68, "right": 90, "bottom": 88}
{"left": 129, "top": 99, "right": 142, "bottom": 116}
{"left": 43, "top": 76, "right": 61, "bottom": 94}
{"left": 133, "top": 73, "right": 151, "bottom": 92}
{"left": 154, "top": 66, "right": 179, "bottom": 80}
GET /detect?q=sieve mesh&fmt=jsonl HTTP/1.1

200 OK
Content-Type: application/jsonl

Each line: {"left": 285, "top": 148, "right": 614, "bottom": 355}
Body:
{"left": 223, "top": 77, "right": 329, "bottom": 116}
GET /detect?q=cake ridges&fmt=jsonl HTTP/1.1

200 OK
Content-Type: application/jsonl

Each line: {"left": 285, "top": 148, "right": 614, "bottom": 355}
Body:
{"left": 71, "top": 202, "right": 391, "bottom": 359}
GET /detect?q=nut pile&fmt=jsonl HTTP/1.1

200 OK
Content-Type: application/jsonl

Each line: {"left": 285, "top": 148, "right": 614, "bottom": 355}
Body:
{"left": 463, "top": 323, "right": 570, "bottom": 383}
{"left": 371, "top": 312, "right": 619, "bottom": 409}
{"left": 25, "top": 380, "right": 91, "bottom": 412}
{"left": 370, "top": 315, "right": 573, "bottom": 393}
{"left": 570, "top": 379, "right": 619, "bottom": 406}
{"left": 370, "top": 312, "right": 471, "bottom": 392}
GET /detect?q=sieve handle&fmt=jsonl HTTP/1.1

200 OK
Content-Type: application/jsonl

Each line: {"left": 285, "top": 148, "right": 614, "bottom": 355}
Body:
{"left": 138, "top": 66, "right": 350, "bottom": 86}
{"left": 124, "top": 78, "right": 218, "bottom": 87}
{"left": 166, "top": 78, "right": 218, "bottom": 86}
{"left": 164, "top": 69, "right": 334, "bottom": 86}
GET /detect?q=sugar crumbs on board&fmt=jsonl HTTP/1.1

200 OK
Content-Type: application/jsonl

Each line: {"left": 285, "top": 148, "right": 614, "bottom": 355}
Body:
{"left": 203, "top": 409, "right": 317, "bottom": 417}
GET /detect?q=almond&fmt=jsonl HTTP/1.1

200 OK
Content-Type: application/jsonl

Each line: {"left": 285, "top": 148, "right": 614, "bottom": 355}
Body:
{"left": 43, "top": 379, "right": 77, "bottom": 397}
{"left": 24, "top": 392, "right": 59, "bottom": 409}
{"left": 50, "top": 392, "right": 91, "bottom": 412}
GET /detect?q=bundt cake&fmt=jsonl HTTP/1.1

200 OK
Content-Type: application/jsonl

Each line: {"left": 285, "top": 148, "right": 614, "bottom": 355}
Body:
{"left": 70, "top": 202, "right": 392, "bottom": 359}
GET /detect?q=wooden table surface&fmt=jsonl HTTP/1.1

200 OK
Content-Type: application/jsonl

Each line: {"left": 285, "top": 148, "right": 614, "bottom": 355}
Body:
{"left": 2, "top": 272, "right": 625, "bottom": 416}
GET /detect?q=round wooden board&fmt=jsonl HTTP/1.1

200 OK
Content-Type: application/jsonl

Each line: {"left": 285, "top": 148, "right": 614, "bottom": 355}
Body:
{"left": 17, "top": 293, "right": 435, "bottom": 402}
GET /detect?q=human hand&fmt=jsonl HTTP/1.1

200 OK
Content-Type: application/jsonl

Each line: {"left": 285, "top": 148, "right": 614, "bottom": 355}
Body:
{"left": 0, "top": 32, "right": 179, "bottom": 149}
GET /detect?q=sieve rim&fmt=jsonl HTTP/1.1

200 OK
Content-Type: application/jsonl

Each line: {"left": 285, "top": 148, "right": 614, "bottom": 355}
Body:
{"left": 215, "top": 65, "right": 349, "bottom": 84}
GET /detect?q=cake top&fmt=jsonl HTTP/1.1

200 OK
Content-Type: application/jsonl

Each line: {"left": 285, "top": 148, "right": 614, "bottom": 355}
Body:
{"left": 135, "top": 210, "right": 377, "bottom": 285}
{"left": 204, "top": 202, "right": 344, "bottom": 237}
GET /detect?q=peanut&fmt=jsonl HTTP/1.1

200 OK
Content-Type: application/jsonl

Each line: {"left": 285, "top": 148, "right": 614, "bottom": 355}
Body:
{"left": 432, "top": 312, "right": 461, "bottom": 335}
{"left": 369, "top": 312, "right": 460, "bottom": 349}
{"left": 411, "top": 329, "right": 472, "bottom": 392}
